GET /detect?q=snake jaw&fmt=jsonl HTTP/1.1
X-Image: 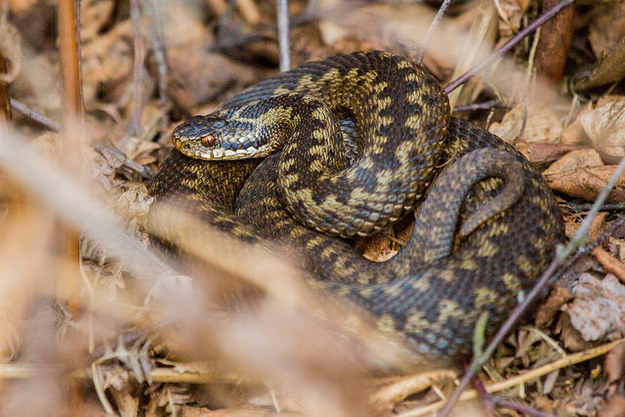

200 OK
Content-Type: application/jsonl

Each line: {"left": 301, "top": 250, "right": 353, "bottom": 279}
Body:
{"left": 172, "top": 114, "right": 280, "bottom": 160}
{"left": 173, "top": 130, "right": 276, "bottom": 161}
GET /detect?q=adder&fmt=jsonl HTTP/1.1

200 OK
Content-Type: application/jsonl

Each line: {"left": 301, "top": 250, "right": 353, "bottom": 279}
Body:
{"left": 149, "top": 51, "right": 564, "bottom": 361}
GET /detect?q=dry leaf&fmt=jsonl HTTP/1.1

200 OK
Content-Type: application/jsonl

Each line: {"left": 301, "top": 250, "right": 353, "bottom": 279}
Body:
{"left": 573, "top": 38, "right": 625, "bottom": 91}
{"left": 608, "top": 237, "right": 625, "bottom": 264}
{"left": 588, "top": 2, "right": 625, "bottom": 58}
{"left": 117, "top": 184, "right": 153, "bottom": 219}
{"left": 0, "top": 24, "right": 22, "bottom": 83}
{"left": 317, "top": 3, "right": 432, "bottom": 57}
{"left": 80, "top": 0, "right": 116, "bottom": 44}
{"left": 558, "top": 313, "right": 598, "bottom": 352}
{"left": 535, "top": 284, "right": 573, "bottom": 327}
{"left": 514, "top": 141, "right": 584, "bottom": 165}
{"left": 13, "top": 54, "right": 60, "bottom": 120}
{"left": 604, "top": 342, "right": 625, "bottom": 385}
{"left": 561, "top": 118, "right": 588, "bottom": 145}
{"left": 593, "top": 248, "right": 625, "bottom": 284}
{"left": 579, "top": 96, "right": 625, "bottom": 160}
{"left": 7, "top": 0, "right": 40, "bottom": 13}
{"left": 544, "top": 148, "right": 603, "bottom": 175}
{"left": 110, "top": 383, "right": 141, "bottom": 417}
{"left": 159, "top": 1, "right": 209, "bottom": 48}
{"left": 81, "top": 21, "right": 134, "bottom": 105}
{"left": 600, "top": 395, "right": 625, "bottom": 417}
{"left": 167, "top": 47, "right": 258, "bottom": 112}
{"left": 122, "top": 136, "right": 161, "bottom": 165}
{"left": 562, "top": 274, "right": 625, "bottom": 341}
{"left": 534, "top": 396, "right": 555, "bottom": 414}
{"left": 544, "top": 150, "right": 625, "bottom": 202}
{"left": 495, "top": 0, "right": 527, "bottom": 39}
{"left": 546, "top": 164, "right": 625, "bottom": 202}
{"left": 535, "top": 0, "right": 574, "bottom": 83}
{"left": 488, "top": 103, "right": 562, "bottom": 144}
{"left": 589, "top": 212, "right": 608, "bottom": 240}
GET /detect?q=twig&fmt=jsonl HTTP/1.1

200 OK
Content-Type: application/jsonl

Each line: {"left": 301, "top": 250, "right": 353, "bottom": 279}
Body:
{"left": 57, "top": 0, "right": 83, "bottom": 122}
{"left": 0, "top": 37, "right": 12, "bottom": 121}
{"left": 471, "top": 376, "right": 495, "bottom": 417}
{"left": 488, "top": 395, "right": 555, "bottom": 417}
{"left": 143, "top": 3, "right": 169, "bottom": 130}
{"left": 444, "top": 0, "right": 577, "bottom": 93}
{"left": 569, "top": 202, "right": 625, "bottom": 211}
{"left": 277, "top": 0, "right": 291, "bottom": 71}
{"left": 0, "top": 360, "right": 420, "bottom": 387}
{"left": 397, "top": 339, "right": 624, "bottom": 416}
{"left": 417, "top": 0, "right": 454, "bottom": 64}
{"left": 56, "top": 0, "right": 85, "bottom": 326}
{"left": 10, "top": 99, "right": 60, "bottom": 131}
{"left": 438, "top": 154, "right": 625, "bottom": 416}
{"left": 125, "top": 0, "right": 146, "bottom": 143}
{"left": 453, "top": 100, "right": 502, "bottom": 112}
{"left": 94, "top": 143, "right": 154, "bottom": 179}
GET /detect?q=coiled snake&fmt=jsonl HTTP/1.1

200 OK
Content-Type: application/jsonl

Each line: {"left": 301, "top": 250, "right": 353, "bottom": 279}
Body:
{"left": 149, "top": 51, "right": 564, "bottom": 361}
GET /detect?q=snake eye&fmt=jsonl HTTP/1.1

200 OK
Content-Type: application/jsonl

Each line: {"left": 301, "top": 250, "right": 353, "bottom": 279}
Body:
{"left": 201, "top": 135, "right": 216, "bottom": 147}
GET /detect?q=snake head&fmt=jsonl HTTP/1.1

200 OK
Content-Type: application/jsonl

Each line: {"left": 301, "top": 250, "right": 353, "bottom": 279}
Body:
{"left": 172, "top": 114, "right": 276, "bottom": 161}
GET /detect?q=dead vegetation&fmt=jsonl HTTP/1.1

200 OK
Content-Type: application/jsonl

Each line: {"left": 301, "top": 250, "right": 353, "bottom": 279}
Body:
{"left": 1, "top": 0, "right": 625, "bottom": 416}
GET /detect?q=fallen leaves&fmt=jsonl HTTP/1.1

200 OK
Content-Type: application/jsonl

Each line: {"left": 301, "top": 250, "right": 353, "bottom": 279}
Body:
{"left": 489, "top": 103, "right": 562, "bottom": 144}
{"left": 605, "top": 342, "right": 625, "bottom": 387}
{"left": 579, "top": 96, "right": 625, "bottom": 160}
{"left": 5, "top": 0, "right": 625, "bottom": 416}
{"left": 543, "top": 149, "right": 625, "bottom": 202}
{"left": 562, "top": 274, "right": 625, "bottom": 342}
{"left": 600, "top": 395, "right": 625, "bottom": 417}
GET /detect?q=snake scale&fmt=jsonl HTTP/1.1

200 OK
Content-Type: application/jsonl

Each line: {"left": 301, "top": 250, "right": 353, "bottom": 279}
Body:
{"left": 149, "top": 51, "right": 564, "bottom": 361}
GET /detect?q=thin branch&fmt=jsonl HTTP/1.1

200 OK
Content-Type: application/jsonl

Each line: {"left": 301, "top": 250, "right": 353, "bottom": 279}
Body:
{"left": 124, "top": 0, "right": 146, "bottom": 144}
{"left": 453, "top": 100, "right": 502, "bottom": 113}
{"left": 0, "top": 39, "right": 12, "bottom": 121}
{"left": 277, "top": 0, "right": 291, "bottom": 71}
{"left": 471, "top": 376, "right": 495, "bottom": 417}
{"left": 569, "top": 202, "right": 625, "bottom": 211}
{"left": 56, "top": 0, "right": 85, "bottom": 325}
{"left": 142, "top": 2, "right": 169, "bottom": 129}
{"left": 397, "top": 339, "right": 624, "bottom": 416}
{"left": 10, "top": 99, "right": 60, "bottom": 131}
{"left": 444, "top": 0, "right": 577, "bottom": 93}
{"left": 488, "top": 395, "right": 556, "bottom": 417}
{"left": 94, "top": 143, "right": 154, "bottom": 179}
{"left": 57, "top": 0, "right": 83, "bottom": 121}
{"left": 417, "top": 0, "right": 454, "bottom": 64}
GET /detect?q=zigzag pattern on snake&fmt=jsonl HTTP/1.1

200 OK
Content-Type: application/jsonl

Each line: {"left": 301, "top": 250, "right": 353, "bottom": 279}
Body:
{"left": 149, "top": 51, "right": 564, "bottom": 361}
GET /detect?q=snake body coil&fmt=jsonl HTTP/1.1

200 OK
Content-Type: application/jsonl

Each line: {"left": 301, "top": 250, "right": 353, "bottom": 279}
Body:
{"left": 150, "top": 52, "right": 564, "bottom": 361}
